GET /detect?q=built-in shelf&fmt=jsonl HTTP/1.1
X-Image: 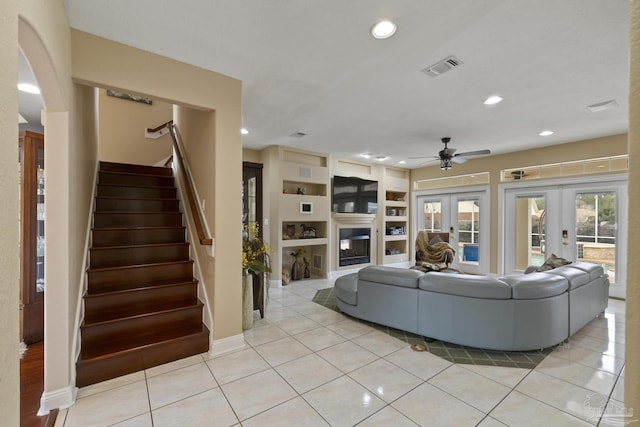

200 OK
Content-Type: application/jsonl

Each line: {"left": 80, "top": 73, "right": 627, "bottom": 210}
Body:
{"left": 268, "top": 146, "right": 330, "bottom": 283}
{"left": 281, "top": 238, "right": 329, "bottom": 247}
{"left": 380, "top": 168, "right": 410, "bottom": 265}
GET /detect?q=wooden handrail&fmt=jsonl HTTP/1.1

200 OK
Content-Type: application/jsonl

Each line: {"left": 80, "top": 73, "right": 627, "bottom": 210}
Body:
{"left": 157, "top": 122, "right": 212, "bottom": 246}
{"left": 146, "top": 120, "right": 173, "bottom": 134}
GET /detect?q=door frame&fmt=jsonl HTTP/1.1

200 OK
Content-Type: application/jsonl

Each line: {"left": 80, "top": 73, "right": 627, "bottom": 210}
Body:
{"left": 498, "top": 173, "right": 627, "bottom": 296}
{"left": 413, "top": 185, "right": 490, "bottom": 274}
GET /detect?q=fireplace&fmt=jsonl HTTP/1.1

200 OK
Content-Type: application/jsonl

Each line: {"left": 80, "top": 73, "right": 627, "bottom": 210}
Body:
{"left": 339, "top": 228, "right": 371, "bottom": 267}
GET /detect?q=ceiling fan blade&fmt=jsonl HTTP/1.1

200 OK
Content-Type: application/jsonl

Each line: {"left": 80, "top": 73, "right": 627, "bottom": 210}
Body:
{"left": 452, "top": 156, "right": 467, "bottom": 164}
{"left": 441, "top": 148, "right": 457, "bottom": 156}
{"left": 456, "top": 149, "right": 491, "bottom": 157}
{"left": 408, "top": 155, "right": 439, "bottom": 159}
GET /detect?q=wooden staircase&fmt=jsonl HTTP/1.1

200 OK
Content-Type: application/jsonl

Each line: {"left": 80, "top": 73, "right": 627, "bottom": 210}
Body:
{"left": 76, "top": 161, "right": 209, "bottom": 388}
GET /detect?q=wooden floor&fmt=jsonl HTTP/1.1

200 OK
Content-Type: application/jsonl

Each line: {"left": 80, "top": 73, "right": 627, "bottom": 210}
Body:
{"left": 20, "top": 341, "right": 58, "bottom": 427}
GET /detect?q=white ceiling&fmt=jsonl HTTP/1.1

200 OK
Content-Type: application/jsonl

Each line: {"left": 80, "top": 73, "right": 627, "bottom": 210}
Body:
{"left": 62, "top": 0, "right": 629, "bottom": 168}
{"left": 18, "top": 51, "right": 45, "bottom": 133}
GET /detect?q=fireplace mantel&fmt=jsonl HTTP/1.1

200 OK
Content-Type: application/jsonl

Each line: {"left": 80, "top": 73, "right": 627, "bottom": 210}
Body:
{"left": 332, "top": 213, "right": 377, "bottom": 271}
{"left": 331, "top": 213, "right": 376, "bottom": 224}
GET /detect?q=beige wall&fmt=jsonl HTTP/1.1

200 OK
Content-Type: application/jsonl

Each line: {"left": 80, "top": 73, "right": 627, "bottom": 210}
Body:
{"left": 242, "top": 148, "right": 262, "bottom": 163}
{"left": 0, "top": 2, "right": 21, "bottom": 424}
{"left": 626, "top": 0, "right": 639, "bottom": 417}
{"left": 411, "top": 133, "right": 628, "bottom": 273}
{"left": 4, "top": 0, "right": 100, "bottom": 415}
{"left": 71, "top": 30, "right": 244, "bottom": 341}
{"left": 98, "top": 88, "right": 173, "bottom": 165}
{"left": 175, "top": 106, "right": 243, "bottom": 338}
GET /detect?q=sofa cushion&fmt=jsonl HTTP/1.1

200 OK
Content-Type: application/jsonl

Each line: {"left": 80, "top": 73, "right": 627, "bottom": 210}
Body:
{"left": 358, "top": 265, "right": 423, "bottom": 289}
{"left": 547, "top": 266, "right": 590, "bottom": 290}
{"left": 568, "top": 262, "right": 605, "bottom": 281}
{"left": 418, "top": 272, "right": 512, "bottom": 299}
{"left": 334, "top": 273, "right": 359, "bottom": 306}
{"left": 501, "top": 272, "right": 568, "bottom": 299}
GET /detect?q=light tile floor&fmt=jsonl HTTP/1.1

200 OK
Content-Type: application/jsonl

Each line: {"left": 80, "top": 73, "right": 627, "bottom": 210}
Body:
{"left": 55, "top": 277, "right": 627, "bottom": 426}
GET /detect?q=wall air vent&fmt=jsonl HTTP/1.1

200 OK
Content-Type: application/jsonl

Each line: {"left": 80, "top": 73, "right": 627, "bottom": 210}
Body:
{"left": 587, "top": 100, "right": 618, "bottom": 113}
{"left": 422, "top": 56, "right": 464, "bottom": 77}
{"left": 289, "top": 131, "right": 307, "bottom": 138}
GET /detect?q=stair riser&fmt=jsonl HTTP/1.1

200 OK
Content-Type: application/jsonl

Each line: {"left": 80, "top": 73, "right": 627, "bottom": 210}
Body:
{"left": 90, "top": 244, "right": 190, "bottom": 268}
{"left": 92, "top": 227, "right": 186, "bottom": 247}
{"left": 94, "top": 213, "right": 182, "bottom": 228}
{"left": 81, "top": 306, "right": 203, "bottom": 349}
{"left": 95, "top": 198, "right": 180, "bottom": 212}
{"left": 96, "top": 185, "right": 177, "bottom": 199}
{"left": 88, "top": 261, "right": 194, "bottom": 292}
{"left": 76, "top": 329, "right": 209, "bottom": 388}
{"left": 84, "top": 283, "right": 197, "bottom": 318}
{"left": 98, "top": 171, "right": 175, "bottom": 187}
{"left": 99, "top": 162, "right": 173, "bottom": 176}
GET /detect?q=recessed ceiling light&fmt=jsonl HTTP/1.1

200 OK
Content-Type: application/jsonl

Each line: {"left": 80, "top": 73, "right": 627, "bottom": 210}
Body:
{"left": 539, "top": 130, "right": 554, "bottom": 136}
{"left": 360, "top": 153, "right": 372, "bottom": 159}
{"left": 375, "top": 156, "right": 387, "bottom": 161}
{"left": 483, "top": 95, "right": 503, "bottom": 105}
{"left": 240, "top": 128, "right": 249, "bottom": 135}
{"left": 371, "top": 20, "right": 396, "bottom": 39}
{"left": 18, "top": 83, "right": 40, "bottom": 94}
{"left": 398, "top": 160, "right": 407, "bottom": 165}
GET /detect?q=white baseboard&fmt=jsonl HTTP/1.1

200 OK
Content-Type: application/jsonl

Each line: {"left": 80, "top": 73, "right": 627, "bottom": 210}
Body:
{"left": 38, "top": 384, "right": 77, "bottom": 415}
{"left": 267, "top": 279, "right": 282, "bottom": 288}
{"left": 209, "top": 333, "right": 246, "bottom": 357}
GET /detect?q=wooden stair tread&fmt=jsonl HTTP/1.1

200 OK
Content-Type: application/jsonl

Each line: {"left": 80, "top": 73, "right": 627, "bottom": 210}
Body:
{"left": 78, "top": 324, "right": 208, "bottom": 361}
{"left": 92, "top": 225, "right": 185, "bottom": 231}
{"left": 90, "top": 242, "right": 190, "bottom": 251}
{"left": 83, "top": 301, "right": 203, "bottom": 327}
{"left": 93, "top": 211, "right": 182, "bottom": 215}
{"left": 95, "top": 195, "right": 179, "bottom": 202}
{"left": 85, "top": 280, "right": 198, "bottom": 298}
{"left": 88, "top": 259, "right": 193, "bottom": 273}
{"left": 84, "top": 277, "right": 198, "bottom": 298}
{"left": 99, "top": 170, "right": 173, "bottom": 178}
{"left": 97, "top": 182, "right": 178, "bottom": 190}
{"left": 99, "top": 162, "right": 173, "bottom": 175}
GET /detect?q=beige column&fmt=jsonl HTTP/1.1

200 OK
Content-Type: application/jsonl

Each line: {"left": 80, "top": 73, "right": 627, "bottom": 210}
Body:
{"left": 626, "top": 0, "right": 640, "bottom": 420}
{"left": 0, "top": 3, "right": 20, "bottom": 426}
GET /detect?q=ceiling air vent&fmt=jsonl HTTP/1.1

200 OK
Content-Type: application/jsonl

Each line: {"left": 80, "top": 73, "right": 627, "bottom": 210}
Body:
{"left": 587, "top": 100, "right": 618, "bottom": 113}
{"left": 422, "top": 56, "right": 463, "bottom": 77}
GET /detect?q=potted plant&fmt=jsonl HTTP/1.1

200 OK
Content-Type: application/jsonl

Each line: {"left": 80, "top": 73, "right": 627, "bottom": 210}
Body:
{"left": 242, "top": 223, "right": 271, "bottom": 329}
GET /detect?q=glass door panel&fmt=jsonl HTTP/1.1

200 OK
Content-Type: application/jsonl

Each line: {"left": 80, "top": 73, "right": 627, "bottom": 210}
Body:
{"left": 574, "top": 192, "right": 617, "bottom": 283}
{"left": 421, "top": 200, "right": 442, "bottom": 232}
{"left": 36, "top": 146, "right": 45, "bottom": 293}
{"left": 513, "top": 196, "right": 546, "bottom": 270}
{"left": 456, "top": 198, "right": 480, "bottom": 265}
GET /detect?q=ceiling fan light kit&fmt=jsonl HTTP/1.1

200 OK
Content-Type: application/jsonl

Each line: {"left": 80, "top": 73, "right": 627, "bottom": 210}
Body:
{"left": 409, "top": 137, "right": 491, "bottom": 170}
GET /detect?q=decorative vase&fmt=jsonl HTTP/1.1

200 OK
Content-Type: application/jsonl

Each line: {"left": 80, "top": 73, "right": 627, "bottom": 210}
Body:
{"left": 291, "top": 258, "right": 301, "bottom": 281}
{"left": 304, "top": 264, "right": 311, "bottom": 278}
{"left": 242, "top": 273, "right": 254, "bottom": 330}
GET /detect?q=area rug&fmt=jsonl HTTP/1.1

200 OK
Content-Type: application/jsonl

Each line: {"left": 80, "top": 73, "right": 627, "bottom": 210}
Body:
{"left": 312, "top": 288, "right": 554, "bottom": 369}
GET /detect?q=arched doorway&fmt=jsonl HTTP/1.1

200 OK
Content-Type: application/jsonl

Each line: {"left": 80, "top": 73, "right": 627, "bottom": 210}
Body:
{"left": 18, "top": 16, "right": 74, "bottom": 415}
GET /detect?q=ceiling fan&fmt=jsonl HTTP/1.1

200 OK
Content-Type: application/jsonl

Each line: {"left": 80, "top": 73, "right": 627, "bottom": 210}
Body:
{"left": 411, "top": 137, "right": 491, "bottom": 170}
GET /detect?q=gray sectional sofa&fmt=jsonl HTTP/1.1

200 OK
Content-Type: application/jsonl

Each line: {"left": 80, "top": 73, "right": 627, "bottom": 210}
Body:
{"left": 335, "top": 262, "right": 609, "bottom": 351}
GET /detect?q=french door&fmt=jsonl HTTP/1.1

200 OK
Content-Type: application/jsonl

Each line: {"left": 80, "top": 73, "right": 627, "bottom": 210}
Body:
{"left": 503, "top": 180, "right": 627, "bottom": 298}
{"left": 416, "top": 189, "right": 489, "bottom": 274}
